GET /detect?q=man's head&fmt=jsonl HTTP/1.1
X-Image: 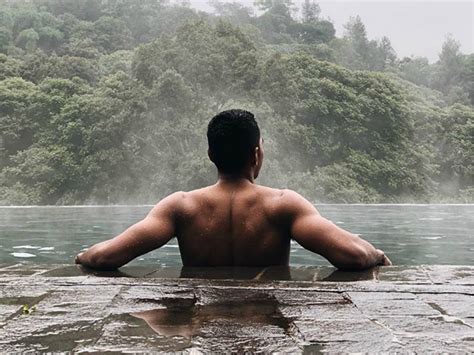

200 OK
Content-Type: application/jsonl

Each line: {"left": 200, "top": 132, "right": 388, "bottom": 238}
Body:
{"left": 207, "top": 109, "right": 263, "bottom": 177}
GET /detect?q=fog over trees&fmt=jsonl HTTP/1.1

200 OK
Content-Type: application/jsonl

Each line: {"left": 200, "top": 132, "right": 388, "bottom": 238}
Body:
{"left": 0, "top": 0, "right": 472, "bottom": 204}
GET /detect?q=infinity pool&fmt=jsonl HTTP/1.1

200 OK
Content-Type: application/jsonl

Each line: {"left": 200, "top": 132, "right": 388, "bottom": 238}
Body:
{"left": 0, "top": 205, "right": 473, "bottom": 266}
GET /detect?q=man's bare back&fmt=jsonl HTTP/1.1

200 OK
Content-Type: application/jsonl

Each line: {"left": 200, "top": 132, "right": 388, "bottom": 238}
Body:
{"left": 176, "top": 181, "right": 292, "bottom": 266}
{"left": 75, "top": 109, "right": 391, "bottom": 270}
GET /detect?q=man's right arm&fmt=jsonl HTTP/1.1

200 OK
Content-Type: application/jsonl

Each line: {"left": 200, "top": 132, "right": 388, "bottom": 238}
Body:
{"left": 282, "top": 190, "right": 391, "bottom": 270}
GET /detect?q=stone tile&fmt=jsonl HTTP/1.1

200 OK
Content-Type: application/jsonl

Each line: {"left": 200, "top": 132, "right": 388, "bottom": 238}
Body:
{"left": 419, "top": 293, "right": 474, "bottom": 320}
{"left": 375, "top": 315, "right": 474, "bottom": 337}
{"left": 280, "top": 302, "right": 364, "bottom": 321}
{"left": 272, "top": 289, "right": 348, "bottom": 306}
{"left": 424, "top": 265, "right": 474, "bottom": 285}
{"left": 398, "top": 335, "right": 474, "bottom": 353}
{"left": 377, "top": 266, "right": 432, "bottom": 283}
{"left": 348, "top": 292, "right": 438, "bottom": 317}
{"left": 294, "top": 319, "right": 393, "bottom": 344}
{"left": 192, "top": 335, "right": 301, "bottom": 353}
{"left": 0, "top": 264, "right": 53, "bottom": 276}
{"left": 78, "top": 315, "right": 192, "bottom": 353}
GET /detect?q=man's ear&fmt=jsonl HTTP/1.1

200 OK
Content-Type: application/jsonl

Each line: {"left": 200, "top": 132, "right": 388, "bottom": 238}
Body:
{"left": 253, "top": 146, "right": 259, "bottom": 167}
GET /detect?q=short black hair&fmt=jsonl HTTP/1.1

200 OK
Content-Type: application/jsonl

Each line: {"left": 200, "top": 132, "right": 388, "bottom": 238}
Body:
{"left": 207, "top": 109, "right": 260, "bottom": 174}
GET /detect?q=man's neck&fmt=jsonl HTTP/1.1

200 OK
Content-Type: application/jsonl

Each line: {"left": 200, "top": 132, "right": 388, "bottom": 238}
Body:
{"left": 217, "top": 171, "right": 255, "bottom": 185}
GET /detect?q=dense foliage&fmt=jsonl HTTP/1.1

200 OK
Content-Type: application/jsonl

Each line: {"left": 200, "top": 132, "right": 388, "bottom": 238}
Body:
{"left": 0, "top": 0, "right": 472, "bottom": 204}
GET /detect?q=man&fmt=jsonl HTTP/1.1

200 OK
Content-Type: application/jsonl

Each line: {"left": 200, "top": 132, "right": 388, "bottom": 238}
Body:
{"left": 75, "top": 109, "right": 391, "bottom": 270}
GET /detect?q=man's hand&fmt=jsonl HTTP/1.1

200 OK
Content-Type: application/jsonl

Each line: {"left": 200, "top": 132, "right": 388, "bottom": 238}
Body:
{"left": 377, "top": 250, "right": 392, "bottom": 266}
{"left": 74, "top": 252, "right": 84, "bottom": 265}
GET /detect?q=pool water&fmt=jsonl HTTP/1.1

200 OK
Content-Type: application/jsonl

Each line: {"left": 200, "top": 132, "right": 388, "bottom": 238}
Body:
{"left": 0, "top": 205, "right": 473, "bottom": 266}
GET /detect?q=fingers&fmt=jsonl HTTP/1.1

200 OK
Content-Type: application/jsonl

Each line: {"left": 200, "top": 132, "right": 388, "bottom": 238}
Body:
{"left": 75, "top": 252, "right": 84, "bottom": 264}
{"left": 383, "top": 255, "right": 392, "bottom": 266}
{"left": 376, "top": 249, "right": 392, "bottom": 266}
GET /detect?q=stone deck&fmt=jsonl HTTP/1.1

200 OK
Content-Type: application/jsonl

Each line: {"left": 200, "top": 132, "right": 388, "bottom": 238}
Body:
{"left": 0, "top": 264, "right": 473, "bottom": 353}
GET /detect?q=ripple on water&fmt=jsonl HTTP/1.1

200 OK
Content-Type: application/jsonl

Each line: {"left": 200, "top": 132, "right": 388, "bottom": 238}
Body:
{"left": 10, "top": 252, "right": 36, "bottom": 258}
{"left": 12, "top": 245, "right": 41, "bottom": 249}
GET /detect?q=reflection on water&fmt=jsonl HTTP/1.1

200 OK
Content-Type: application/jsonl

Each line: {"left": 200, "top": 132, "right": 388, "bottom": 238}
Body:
{"left": 0, "top": 204, "right": 473, "bottom": 266}
{"left": 130, "top": 295, "right": 290, "bottom": 339}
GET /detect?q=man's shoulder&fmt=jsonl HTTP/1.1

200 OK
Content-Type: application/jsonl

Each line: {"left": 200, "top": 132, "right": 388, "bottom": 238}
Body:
{"left": 155, "top": 187, "right": 214, "bottom": 211}
{"left": 256, "top": 185, "right": 305, "bottom": 201}
{"left": 256, "top": 186, "right": 312, "bottom": 215}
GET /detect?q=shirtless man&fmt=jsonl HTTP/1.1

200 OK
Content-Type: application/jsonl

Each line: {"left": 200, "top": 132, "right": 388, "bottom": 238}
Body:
{"left": 75, "top": 109, "right": 391, "bottom": 270}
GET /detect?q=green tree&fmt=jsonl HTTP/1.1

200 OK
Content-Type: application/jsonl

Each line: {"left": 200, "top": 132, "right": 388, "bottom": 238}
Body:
{"left": 15, "top": 28, "right": 40, "bottom": 52}
{"left": 0, "top": 26, "right": 11, "bottom": 53}
{"left": 301, "top": 0, "right": 320, "bottom": 23}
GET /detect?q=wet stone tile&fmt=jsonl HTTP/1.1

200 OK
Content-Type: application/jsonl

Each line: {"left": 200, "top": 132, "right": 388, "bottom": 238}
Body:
{"left": 377, "top": 266, "right": 431, "bottom": 283}
{"left": 0, "top": 285, "right": 51, "bottom": 306}
{"left": 346, "top": 291, "right": 417, "bottom": 301}
{"left": 116, "top": 285, "right": 195, "bottom": 306}
{"left": 280, "top": 302, "right": 364, "bottom": 321}
{"left": 348, "top": 292, "right": 438, "bottom": 317}
{"left": 272, "top": 289, "right": 348, "bottom": 306}
{"left": 398, "top": 334, "right": 474, "bottom": 353}
{"left": 78, "top": 315, "right": 192, "bottom": 353}
{"left": 36, "top": 286, "right": 122, "bottom": 319}
{"left": 306, "top": 339, "right": 409, "bottom": 353}
{"left": 0, "top": 264, "right": 54, "bottom": 277}
{"left": 423, "top": 265, "right": 474, "bottom": 285}
{"left": 419, "top": 293, "right": 474, "bottom": 320}
{"left": 1, "top": 319, "right": 104, "bottom": 352}
{"left": 375, "top": 315, "right": 474, "bottom": 337}
{"left": 192, "top": 335, "right": 301, "bottom": 353}
{"left": 294, "top": 319, "right": 393, "bottom": 344}
{"left": 0, "top": 304, "right": 21, "bottom": 328}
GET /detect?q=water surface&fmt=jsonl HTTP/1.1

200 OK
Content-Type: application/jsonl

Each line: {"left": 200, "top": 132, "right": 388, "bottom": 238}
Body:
{"left": 0, "top": 205, "right": 472, "bottom": 266}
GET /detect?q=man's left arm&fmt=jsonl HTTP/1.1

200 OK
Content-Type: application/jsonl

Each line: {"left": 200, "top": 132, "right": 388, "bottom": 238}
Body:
{"left": 75, "top": 193, "right": 180, "bottom": 270}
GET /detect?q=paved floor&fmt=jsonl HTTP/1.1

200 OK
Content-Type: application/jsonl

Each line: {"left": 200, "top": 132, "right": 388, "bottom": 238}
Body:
{"left": 0, "top": 264, "right": 473, "bottom": 353}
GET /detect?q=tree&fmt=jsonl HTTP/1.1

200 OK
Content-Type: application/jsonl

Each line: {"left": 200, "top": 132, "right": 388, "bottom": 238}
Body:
{"left": 432, "top": 35, "right": 464, "bottom": 93}
{"left": 15, "top": 28, "right": 40, "bottom": 52}
{"left": 209, "top": 1, "right": 254, "bottom": 26}
{"left": 0, "top": 26, "right": 11, "bottom": 53}
{"left": 92, "top": 16, "right": 133, "bottom": 53}
{"left": 397, "top": 56, "right": 432, "bottom": 87}
{"left": 377, "top": 36, "right": 396, "bottom": 69}
{"left": 301, "top": 0, "right": 320, "bottom": 23}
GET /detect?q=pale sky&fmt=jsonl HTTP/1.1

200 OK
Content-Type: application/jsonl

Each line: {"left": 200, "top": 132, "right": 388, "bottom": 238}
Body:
{"left": 184, "top": 0, "right": 473, "bottom": 63}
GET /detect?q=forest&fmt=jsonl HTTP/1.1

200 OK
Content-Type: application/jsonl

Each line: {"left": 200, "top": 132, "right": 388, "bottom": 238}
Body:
{"left": 0, "top": 0, "right": 472, "bottom": 204}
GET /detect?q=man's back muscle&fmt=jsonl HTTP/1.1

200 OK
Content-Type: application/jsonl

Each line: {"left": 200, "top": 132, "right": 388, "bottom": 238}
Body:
{"left": 176, "top": 182, "right": 291, "bottom": 266}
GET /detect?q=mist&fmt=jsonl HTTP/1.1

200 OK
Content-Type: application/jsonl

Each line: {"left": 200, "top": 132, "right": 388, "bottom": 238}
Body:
{"left": 0, "top": 0, "right": 472, "bottom": 205}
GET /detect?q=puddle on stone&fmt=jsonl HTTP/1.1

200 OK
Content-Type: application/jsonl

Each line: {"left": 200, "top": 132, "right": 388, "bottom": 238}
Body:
{"left": 303, "top": 342, "right": 326, "bottom": 354}
{"left": 315, "top": 268, "right": 378, "bottom": 282}
{"left": 128, "top": 295, "right": 292, "bottom": 340}
{"left": 178, "top": 266, "right": 293, "bottom": 281}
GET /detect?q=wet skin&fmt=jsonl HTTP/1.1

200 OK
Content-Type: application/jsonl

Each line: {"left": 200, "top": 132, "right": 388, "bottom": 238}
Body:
{"left": 75, "top": 139, "right": 391, "bottom": 270}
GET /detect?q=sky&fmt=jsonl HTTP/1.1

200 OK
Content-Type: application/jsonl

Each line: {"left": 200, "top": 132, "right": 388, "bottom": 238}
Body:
{"left": 184, "top": 0, "right": 473, "bottom": 63}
